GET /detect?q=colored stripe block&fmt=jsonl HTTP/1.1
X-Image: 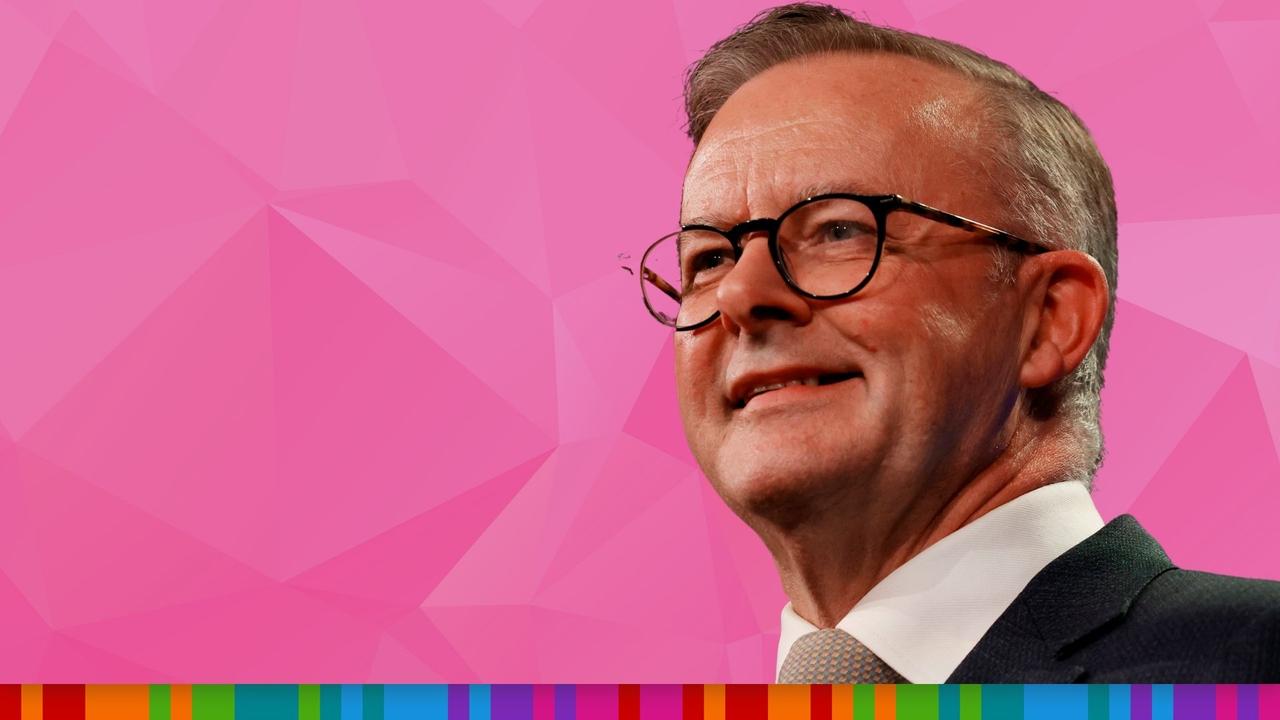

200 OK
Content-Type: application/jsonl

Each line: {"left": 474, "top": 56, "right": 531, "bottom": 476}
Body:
{"left": 938, "top": 685, "right": 958, "bottom": 720}
{"left": 470, "top": 685, "right": 492, "bottom": 720}
{"left": 385, "top": 685, "right": 445, "bottom": 720}
{"left": 450, "top": 685, "right": 470, "bottom": 720}
{"left": 21, "top": 686, "right": 40, "bottom": 720}
{"left": 958, "top": 685, "right": 980, "bottom": 720}
{"left": 150, "top": 685, "right": 171, "bottom": 720}
{"left": 45, "top": 684, "right": 85, "bottom": 720}
{"left": 86, "top": 685, "right": 148, "bottom": 719}
{"left": 532, "top": 685, "right": 554, "bottom": 720}
{"left": 235, "top": 685, "right": 295, "bottom": 720}
{"left": 298, "top": 685, "right": 319, "bottom": 720}
{"left": 617, "top": 685, "right": 638, "bottom": 720}
{"left": 724, "top": 685, "right": 765, "bottom": 720}
{"left": 1131, "top": 684, "right": 1150, "bottom": 720}
{"left": 554, "top": 686, "right": 574, "bottom": 720}
{"left": 320, "top": 685, "right": 341, "bottom": 720}
{"left": 191, "top": 686, "right": 233, "bottom": 720}
{"left": 1239, "top": 685, "right": 1259, "bottom": 720}
{"left": 1, "top": 685, "right": 20, "bottom": 720}
{"left": 896, "top": 684, "right": 936, "bottom": 719}
{"left": 682, "top": 685, "right": 702, "bottom": 720}
{"left": 1151, "top": 685, "right": 1172, "bottom": 720}
{"left": 171, "top": 686, "right": 192, "bottom": 720}
{"left": 1109, "top": 685, "right": 1130, "bottom": 720}
{"left": 342, "top": 685, "right": 363, "bottom": 719}
{"left": 1025, "top": 685, "right": 1085, "bottom": 720}
{"left": 1174, "top": 685, "right": 1213, "bottom": 720}
{"left": 853, "top": 685, "right": 874, "bottom": 720}
{"left": 1087, "top": 684, "right": 1108, "bottom": 720}
{"left": 702, "top": 685, "right": 724, "bottom": 720}
{"left": 872, "top": 685, "right": 894, "bottom": 720}
{"left": 1260, "top": 686, "right": 1280, "bottom": 720}
{"left": 809, "top": 684, "right": 831, "bottom": 720}
{"left": 831, "top": 685, "right": 852, "bottom": 720}
{"left": 574, "top": 685, "right": 613, "bottom": 720}
{"left": 363, "top": 685, "right": 384, "bottom": 720}
{"left": 1216, "top": 685, "right": 1237, "bottom": 720}
{"left": 981, "top": 684, "right": 1022, "bottom": 720}
{"left": 640, "top": 685, "right": 680, "bottom": 720}
{"left": 492, "top": 685, "right": 532, "bottom": 720}
{"left": 767, "top": 684, "right": 808, "bottom": 720}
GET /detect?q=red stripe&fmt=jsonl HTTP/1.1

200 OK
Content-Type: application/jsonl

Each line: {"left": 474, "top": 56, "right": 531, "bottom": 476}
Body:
{"left": 682, "top": 685, "right": 703, "bottom": 719}
{"left": 725, "top": 685, "right": 767, "bottom": 720}
{"left": 44, "top": 685, "right": 85, "bottom": 720}
{"left": 810, "top": 684, "right": 832, "bottom": 720}
{"left": 619, "top": 684, "right": 640, "bottom": 720}
{"left": 0, "top": 686, "right": 19, "bottom": 720}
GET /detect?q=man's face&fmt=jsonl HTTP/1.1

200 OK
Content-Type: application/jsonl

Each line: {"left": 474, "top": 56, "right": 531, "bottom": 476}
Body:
{"left": 677, "top": 53, "right": 1028, "bottom": 530}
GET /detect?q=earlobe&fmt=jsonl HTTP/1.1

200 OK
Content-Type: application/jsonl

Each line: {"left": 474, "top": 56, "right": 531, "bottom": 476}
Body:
{"left": 1018, "top": 251, "right": 1109, "bottom": 390}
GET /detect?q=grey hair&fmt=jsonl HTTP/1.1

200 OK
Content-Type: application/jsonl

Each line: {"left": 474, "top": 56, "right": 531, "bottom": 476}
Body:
{"left": 683, "top": 3, "right": 1118, "bottom": 487}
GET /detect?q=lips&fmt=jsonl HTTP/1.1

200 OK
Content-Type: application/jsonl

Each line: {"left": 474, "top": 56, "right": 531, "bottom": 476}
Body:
{"left": 728, "top": 368, "right": 863, "bottom": 409}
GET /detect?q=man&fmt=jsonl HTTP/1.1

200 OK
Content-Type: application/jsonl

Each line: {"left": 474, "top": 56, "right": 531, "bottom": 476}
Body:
{"left": 638, "top": 4, "right": 1279, "bottom": 682}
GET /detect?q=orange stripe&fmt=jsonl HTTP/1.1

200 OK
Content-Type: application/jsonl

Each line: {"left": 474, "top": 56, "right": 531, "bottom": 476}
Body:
{"left": 767, "top": 684, "right": 809, "bottom": 720}
{"left": 831, "top": 686, "right": 853, "bottom": 720}
{"left": 171, "top": 686, "right": 193, "bottom": 720}
{"left": 20, "top": 686, "right": 41, "bottom": 720}
{"left": 85, "top": 686, "right": 148, "bottom": 720}
{"left": 703, "top": 685, "right": 725, "bottom": 720}
{"left": 873, "top": 685, "right": 895, "bottom": 720}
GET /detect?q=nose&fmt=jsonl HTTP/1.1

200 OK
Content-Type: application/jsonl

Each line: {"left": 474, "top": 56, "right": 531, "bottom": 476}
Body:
{"left": 715, "top": 232, "right": 812, "bottom": 334}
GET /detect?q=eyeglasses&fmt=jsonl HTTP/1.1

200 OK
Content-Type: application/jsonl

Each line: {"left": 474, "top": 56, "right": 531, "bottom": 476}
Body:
{"left": 640, "top": 193, "right": 1050, "bottom": 331}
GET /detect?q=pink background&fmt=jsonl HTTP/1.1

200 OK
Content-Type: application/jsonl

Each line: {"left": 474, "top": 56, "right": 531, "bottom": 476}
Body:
{"left": 0, "top": 0, "right": 1277, "bottom": 682}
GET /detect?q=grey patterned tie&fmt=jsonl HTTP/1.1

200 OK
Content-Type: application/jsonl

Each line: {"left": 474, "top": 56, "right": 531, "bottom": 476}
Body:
{"left": 778, "top": 628, "right": 906, "bottom": 684}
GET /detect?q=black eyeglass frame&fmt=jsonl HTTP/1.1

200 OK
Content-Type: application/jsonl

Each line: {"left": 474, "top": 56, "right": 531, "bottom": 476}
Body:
{"left": 641, "top": 192, "right": 1050, "bottom": 331}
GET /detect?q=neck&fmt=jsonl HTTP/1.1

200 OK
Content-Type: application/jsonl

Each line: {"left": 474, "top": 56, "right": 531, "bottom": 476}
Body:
{"left": 761, "top": 419, "right": 1082, "bottom": 628}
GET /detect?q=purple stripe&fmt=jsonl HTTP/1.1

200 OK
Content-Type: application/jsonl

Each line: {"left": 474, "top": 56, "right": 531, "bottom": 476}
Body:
{"left": 448, "top": 685, "right": 468, "bottom": 720}
{"left": 639, "top": 685, "right": 681, "bottom": 720}
{"left": 574, "top": 686, "right": 617, "bottom": 720}
{"left": 1131, "top": 685, "right": 1152, "bottom": 720}
{"left": 555, "top": 686, "right": 576, "bottom": 720}
{"left": 492, "top": 685, "right": 533, "bottom": 720}
{"left": 1238, "top": 685, "right": 1259, "bottom": 720}
{"left": 1174, "top": 685, "right": 1213, "bottom": 720}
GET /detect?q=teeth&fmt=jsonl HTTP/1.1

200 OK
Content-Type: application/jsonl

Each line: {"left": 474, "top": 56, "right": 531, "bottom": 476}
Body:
{"left": 746, "top": 377, "right": 819, "bottom": 402}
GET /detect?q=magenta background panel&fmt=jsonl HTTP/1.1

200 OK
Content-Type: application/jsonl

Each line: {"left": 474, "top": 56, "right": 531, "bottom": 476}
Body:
{"left": 0, "top": 0, "right": 1277, "bottom": 682}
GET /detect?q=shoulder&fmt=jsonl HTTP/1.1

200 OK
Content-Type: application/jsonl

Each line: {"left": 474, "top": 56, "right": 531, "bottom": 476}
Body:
{"left": 1082, "top": 567, "right": 1280, "bottom": 682}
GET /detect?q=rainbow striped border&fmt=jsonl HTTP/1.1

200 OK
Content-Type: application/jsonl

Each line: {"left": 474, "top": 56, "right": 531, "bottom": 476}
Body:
{"left": 0, "top": 684, "right": 1276, "bottom": 719}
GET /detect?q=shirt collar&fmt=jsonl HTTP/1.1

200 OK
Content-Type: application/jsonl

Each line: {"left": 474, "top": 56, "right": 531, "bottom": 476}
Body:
{"left": 775, "top": 481, "right": 1104, "bottom": 683}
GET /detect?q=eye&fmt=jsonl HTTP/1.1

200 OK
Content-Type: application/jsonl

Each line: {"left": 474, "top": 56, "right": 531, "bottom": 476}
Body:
{"left": 819, "top": 220, "right": 876, "bottom": 243}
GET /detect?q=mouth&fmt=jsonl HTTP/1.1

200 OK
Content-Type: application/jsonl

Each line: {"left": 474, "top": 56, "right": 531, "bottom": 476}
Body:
{"left": 734, "top": 371, "right": 862, "bottom": 409}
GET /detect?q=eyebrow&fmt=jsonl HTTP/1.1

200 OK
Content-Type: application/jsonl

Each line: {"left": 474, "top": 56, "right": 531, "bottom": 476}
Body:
{"left": 680, "top": 181, "right": 883, "bottom": 228}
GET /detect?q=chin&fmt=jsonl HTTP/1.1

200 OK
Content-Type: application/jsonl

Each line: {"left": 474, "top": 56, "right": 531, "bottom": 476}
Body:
{"left": 709, "top": 447, "right": 860, "bottom": 532}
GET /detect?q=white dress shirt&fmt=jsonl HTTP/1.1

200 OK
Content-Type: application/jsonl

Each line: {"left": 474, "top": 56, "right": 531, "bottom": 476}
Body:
{"left": 775, "top": 481, "right": 1105, "bottom": 684}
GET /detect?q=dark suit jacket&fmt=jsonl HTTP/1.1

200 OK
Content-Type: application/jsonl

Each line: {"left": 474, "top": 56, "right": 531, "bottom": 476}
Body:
{"left": 947, "top": 514, "right": 1280, "bottom": 682}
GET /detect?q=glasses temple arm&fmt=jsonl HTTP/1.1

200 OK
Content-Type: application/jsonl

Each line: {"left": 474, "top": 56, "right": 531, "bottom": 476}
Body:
{"left": 643, "top": 267, "right": 682, "bottom": 303}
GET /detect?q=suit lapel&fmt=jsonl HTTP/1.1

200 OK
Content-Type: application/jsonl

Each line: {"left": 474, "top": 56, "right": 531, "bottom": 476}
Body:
{"left": 947, "top": 514, "right": 1174, "bottom": 683}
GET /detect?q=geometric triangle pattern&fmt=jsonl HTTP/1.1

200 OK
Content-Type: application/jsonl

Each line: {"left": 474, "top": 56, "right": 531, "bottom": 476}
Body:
{"left": 0, "top": 0, "right": 1276, "bottom": 682}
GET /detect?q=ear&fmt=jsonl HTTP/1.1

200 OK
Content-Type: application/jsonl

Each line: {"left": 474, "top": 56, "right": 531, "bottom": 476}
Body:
{"left": 1017, "top": 250, "right": 1110, "bottom": 389}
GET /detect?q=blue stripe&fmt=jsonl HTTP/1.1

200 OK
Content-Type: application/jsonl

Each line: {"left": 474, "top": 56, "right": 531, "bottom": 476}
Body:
{"left": 470, "top": 685, "right": 491, "bottom": 720}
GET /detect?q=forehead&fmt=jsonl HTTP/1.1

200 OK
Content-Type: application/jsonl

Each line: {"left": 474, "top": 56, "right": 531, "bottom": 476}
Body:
{"left": 682, "top": 52, "right": 987, "bottom": 225}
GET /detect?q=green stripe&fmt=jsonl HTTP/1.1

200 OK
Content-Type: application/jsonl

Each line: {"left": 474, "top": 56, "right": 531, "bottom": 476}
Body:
{"left": 897, "top": 685, "right": 938, "bottom": 719}
{"left": 299, "top": 685, "right": 320, "bottom": 720}
{"left": 363, "top": 685, "right": 384, "bottom": 720}
{"left": 853, "top": 685, "right": 875, "bottom": 719}
{"left": 149, "top": 685, "right": 171, "bottom": 720}
{"left": 958, "top": 685, "right": 981, "bottom": 720}
{"left": 192, "top": 685, "right": 235, "bottom": 720}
